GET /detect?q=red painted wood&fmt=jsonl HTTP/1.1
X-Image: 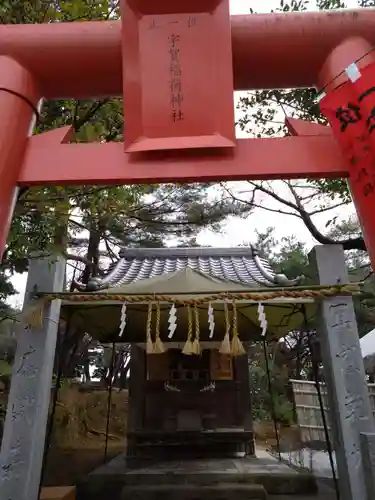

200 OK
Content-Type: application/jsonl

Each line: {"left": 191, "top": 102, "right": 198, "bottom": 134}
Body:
{"left": 121, "top": 0, "right": 235, "bottom": 152}
{"left": 319, "top": 37, "right": 375, "bottom": 265}
{"left": 1, "top": 10, "right": 375, "bottom": 98}
{"left": 19, "top": 136, "right": 347, "bottom": 186}
{"left": 286, "top": 118, "right": 332, "bottom": 137}
{"left": 0, "top": 57, "right": 40, "bottom": 260}
{"left": 31, "top": 126, "right": 74, "bottom": 145}
{"left": 318, "top": 37, "right": 375, "bottom": 92}
{"left": 2, "top": 9, "right": 375, "bottom": 260}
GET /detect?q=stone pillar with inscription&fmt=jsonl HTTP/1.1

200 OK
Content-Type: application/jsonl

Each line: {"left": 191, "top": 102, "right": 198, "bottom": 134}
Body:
{"left": 309, "top": 245, "right": 375, "bottom": 500}
{"left": 0, "top": 253, "right": 65, "bottom": 500}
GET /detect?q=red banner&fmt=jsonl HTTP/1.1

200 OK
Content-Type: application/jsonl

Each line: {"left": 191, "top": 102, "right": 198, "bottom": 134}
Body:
{"left": 320, "top": 62, "right": 375, "bottom": 264}
{"left": 352, "top": 61, "right": 375, "bottom": 156}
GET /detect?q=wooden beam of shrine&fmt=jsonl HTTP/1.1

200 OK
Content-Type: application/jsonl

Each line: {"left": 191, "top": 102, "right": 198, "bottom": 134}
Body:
{"left": 19, "top": 134, "right": 347, "bottom": 186}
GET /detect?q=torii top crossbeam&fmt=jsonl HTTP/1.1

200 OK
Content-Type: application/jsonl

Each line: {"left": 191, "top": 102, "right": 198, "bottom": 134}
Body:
{"left": 1, "top": 2, "right": 375, "bottom": 265}
{"left": 1, "top": 8, "right": 375, "bottom": 97}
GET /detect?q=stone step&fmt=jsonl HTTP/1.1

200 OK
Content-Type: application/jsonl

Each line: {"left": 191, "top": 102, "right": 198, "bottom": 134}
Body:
{"left": 120, "top": 484, "right": 268, "bottom": 500}
{"left": 119, "top": 472, "right": 317, "bottom": 495}
{"left": 77, "top": 471, "right": 317, "bottom": 499}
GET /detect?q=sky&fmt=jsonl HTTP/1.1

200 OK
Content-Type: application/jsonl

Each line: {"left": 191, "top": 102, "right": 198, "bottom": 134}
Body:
{"left": 199, "top": 0, "right": 358, "bottom": 247}
{"left": 8, "top": 0, "right": 361, "bottom": 307}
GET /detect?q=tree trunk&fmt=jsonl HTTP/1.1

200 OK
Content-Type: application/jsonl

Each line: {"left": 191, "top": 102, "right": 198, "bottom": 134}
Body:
{"left": 81, "top": 222, "right": 101, "bottom": 285}
{"left": 83, "top": 354, "right": 91, "bottom": 382}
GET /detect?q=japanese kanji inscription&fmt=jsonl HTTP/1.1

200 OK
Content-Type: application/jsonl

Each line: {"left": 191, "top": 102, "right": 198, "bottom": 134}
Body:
{"left": 320, "top": 59, "right": 375, "bottom": 266}
{"left": 121, "top": 0, "right": 236, "bottom": 152}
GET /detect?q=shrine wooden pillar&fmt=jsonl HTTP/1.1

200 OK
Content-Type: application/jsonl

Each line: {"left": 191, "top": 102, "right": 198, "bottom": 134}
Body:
{"left": 233, "top": 355, "right": 252, "bottom": 427}
{"left": 127, "top": 345, "right": 146, "bottom": 456}
{"left": 233, "top": 353, "right": 254, "bottom": 455}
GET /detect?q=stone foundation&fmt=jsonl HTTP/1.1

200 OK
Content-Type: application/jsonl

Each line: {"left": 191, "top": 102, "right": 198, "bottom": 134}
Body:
{"left": 77, "top": 453, "right": 318, "bottom": 500}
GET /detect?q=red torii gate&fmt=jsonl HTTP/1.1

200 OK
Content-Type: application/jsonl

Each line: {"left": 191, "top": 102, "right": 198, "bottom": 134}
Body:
{"left": 1, "top": 2, "right": 375, "bottom": 263}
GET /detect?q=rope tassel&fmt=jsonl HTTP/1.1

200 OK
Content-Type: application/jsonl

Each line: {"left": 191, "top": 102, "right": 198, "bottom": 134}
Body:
{"left": 182, "top": 305, "right": 194, "bottom": 355}
{"left": 230, "top": 300, "right": 245, "bottom": 356}
{"left": 146, "top": 302, "right": 154, "bottom": 354}
{"left": 154, "top": 302, "right": 165, "bottom": 353}
{"left": 191, "top": 305, "right": 201, "bottom": 355}
{"left": 219, "top": 301, "right": 231, "bottom": 355}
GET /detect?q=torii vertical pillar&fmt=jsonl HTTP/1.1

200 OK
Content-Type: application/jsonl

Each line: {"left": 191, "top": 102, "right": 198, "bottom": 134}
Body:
{"left": 319, "top": 37, "right": 375, "bottom": 266}
{"left": 309, "top": 245, "right": 375, "bottom": 500}
{"left": 0, "top": 254, "right": 65, "bottom": 500}
{"left": 0, "top": 57, "right": 40, "bottom": 261}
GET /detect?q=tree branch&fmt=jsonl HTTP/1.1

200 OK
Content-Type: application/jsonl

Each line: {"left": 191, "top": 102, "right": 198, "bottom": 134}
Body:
{"left": 286, "top": 183, "right": 366, "bottom": 251}
{"left": 64, "top": 252, "right": 94, "bottom": 268}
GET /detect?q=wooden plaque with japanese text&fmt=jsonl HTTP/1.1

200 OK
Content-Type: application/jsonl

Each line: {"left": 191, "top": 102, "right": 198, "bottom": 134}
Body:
{"left": 210, "top": 350, "right": 233, "bottom": 380}
{"left": 121, "top": 0, "right": 235, "bottom": 152}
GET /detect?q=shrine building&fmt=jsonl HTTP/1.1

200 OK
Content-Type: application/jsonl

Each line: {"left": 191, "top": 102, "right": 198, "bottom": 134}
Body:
{"left": 63, "top": 246, "right": 307, "bottom": 460}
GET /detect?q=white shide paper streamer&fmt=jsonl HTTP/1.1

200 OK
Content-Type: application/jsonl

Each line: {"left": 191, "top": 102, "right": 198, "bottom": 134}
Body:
{"left": 168, "top": 303, "right": 177, "bottom": 339}
{"left": 119, "top": 302, "right": 127, "bottom": 337}
{"left": 257, "top": 302, "right": 268, "bottom": 337}
{"left": 208, "top": 302, "right": 215, "bottom": 339}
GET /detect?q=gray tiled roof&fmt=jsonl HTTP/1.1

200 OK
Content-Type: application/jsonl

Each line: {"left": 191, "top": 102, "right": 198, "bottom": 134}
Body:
{"left": 82, "top": 247, "right": 299, "bottom": 291}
